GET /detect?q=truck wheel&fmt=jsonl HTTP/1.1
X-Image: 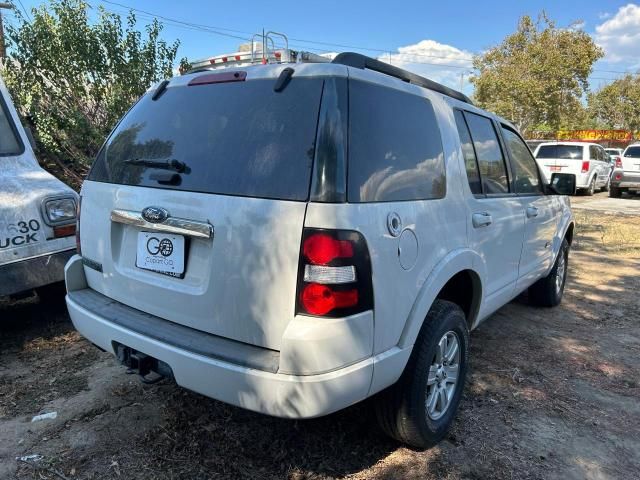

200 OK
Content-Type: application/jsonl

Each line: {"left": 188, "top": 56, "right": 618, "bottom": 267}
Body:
{"left": 529, "top": 239, "right": 569, "bottom": 307}
{"left": 585, "top": 177, "right": 596, "bottom": 196}
{"left": 609, "top": 186, "right": 622, "bottom": 198}
{"left": 375, "top": 300, "right": 469, "bottom": 449}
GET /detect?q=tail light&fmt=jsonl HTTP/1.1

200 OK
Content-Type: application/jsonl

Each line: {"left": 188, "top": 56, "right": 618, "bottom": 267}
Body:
{"left": 581, "top": 161, "right": 590, "bottom": 173}
{"left": 75, "top": 196, "right": 82, "bottom": 255}
{"left": 296, "top": 229, "right": 373, "bottom": 317}
{"left": 615, "top": 157, "right": 622, "bottom": 168}
{"left": 615, "top": 172, "right": 623, "bottom": 181}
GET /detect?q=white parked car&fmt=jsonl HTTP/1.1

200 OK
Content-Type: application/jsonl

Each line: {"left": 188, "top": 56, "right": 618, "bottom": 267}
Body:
{"left": 0, "top": 76, "right": 78, "bottom": 300}
{"left": 64, "top": 52, "right": 576, "bottom": 448}
{"left": 610, "top": 144, "right": 640, "bottom": 197}
{"left": 534, "top": 142, "right": 611, "bottom": 195}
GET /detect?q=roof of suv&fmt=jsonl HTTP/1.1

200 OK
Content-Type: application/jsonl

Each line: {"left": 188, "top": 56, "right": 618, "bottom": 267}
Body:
{"left": 537, "top": 141, "right": 599, "bottom": 147}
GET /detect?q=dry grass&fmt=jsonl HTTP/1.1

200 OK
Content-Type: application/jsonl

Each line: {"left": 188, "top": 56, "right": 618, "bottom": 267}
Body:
{"left": 573, "top": 210, "right": 640, "bottom": 256}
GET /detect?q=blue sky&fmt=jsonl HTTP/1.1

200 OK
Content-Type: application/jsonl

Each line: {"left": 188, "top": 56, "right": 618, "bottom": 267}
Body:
{"left": 12, "top": 0, "right": 640, "bottom": 93}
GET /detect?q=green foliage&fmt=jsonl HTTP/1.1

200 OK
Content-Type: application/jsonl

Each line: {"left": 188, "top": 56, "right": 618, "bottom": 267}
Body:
{"left": 588, "top": 75, "right": 640, "bottom": 131}
{"left": 471, "top": 14, "right": 603, "bottom": 136}
{"left": 2, "top": 0, "right": 179, "bottom": 180}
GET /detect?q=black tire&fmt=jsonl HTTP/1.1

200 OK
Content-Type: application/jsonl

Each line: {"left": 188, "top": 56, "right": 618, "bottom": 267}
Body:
{"left": 529, "top": 239, "right": 569, "bottom": 307}
{"left": 601, "top": 177, "right": 610, "bottom": 192}
{"left": 375, "top": 300, "right": 469, "bottom": 449}
{"left": 609, "top": 186, "right": 622, "bottom": 198}
{"left": 585, "top": 177, "right": 596, "bottom": 196}
{"left": 36, "top": 281, "right": 67, "bottom": 305}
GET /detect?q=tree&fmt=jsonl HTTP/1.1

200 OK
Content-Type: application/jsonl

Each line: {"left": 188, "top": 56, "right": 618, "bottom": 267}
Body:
{"left": 1, "top": 0, "right": 179, "bottom": 184}
{"left": 471, "top": 14, "right": 603, "bottom": 136}
{"left": 588, "top": 75, "right": 640, "bottom": 132}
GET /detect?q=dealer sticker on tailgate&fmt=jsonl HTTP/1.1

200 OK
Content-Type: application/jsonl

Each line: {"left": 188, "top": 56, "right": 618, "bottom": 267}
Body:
{"left": 136, "top": 231, "right": 185, "bottom": 275}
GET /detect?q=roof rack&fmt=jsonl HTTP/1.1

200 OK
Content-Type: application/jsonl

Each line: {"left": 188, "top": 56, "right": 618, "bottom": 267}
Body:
{"left": 331, "top": 52, "right": 473, "bottom": 105}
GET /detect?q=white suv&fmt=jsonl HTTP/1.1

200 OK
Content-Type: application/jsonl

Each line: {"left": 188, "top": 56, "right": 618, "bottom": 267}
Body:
{"left": 534, "top": 141, "right": 611, "bottom": 195}
{"left": 65, "top": 53, "right": 575, "bottom": 448}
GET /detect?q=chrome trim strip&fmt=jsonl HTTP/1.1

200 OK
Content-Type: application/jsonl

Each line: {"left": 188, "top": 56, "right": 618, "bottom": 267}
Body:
{"left": 110, "top": 209, "right": 213, "bottom": 239}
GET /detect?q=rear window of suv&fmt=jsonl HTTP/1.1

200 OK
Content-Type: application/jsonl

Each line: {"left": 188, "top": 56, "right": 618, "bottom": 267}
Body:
{"left": 536, "top": 145, "right": 583, "bottom": 159}
{"left": 624, "top": 146, "right": 640, "bottom": 157}
{"left": 89, "top": 78, "right": 323, "bottom": 201}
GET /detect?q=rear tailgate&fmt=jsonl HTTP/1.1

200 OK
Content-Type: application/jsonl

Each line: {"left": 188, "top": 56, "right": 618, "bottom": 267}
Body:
{"left": 80, "top": 70, "right": 325, "bottom": 350}
{"left": 535, "top": 144, "right": 585, "bottom": 182}
{"left": 622, "top": 145, "right": 640, "bottom": 174}
{"left": 80, "top": 182, "right": 306, "bottom": 350}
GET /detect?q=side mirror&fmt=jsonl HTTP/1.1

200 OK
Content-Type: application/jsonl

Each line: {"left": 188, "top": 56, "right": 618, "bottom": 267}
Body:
{"left": 548, "top": 173, "right": 576, "bottom": 195}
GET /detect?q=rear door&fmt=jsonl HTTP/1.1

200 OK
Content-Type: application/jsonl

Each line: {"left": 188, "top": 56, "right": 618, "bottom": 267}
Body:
{"left": 453, "top": 110, "right": 525, "bottom": 316}
{"left": 500, "top": 125, "right": 559, "bottom": 288}
{"left": 535, "top": 144, "right": 586, "bottom": 184}
{"left": 80, "top": 72, "right": 326, "bottom": 350}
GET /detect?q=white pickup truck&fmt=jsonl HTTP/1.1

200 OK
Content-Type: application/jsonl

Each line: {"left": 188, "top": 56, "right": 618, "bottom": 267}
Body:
{"left": 0, "top": 76, "right": 78, "bottom": 299}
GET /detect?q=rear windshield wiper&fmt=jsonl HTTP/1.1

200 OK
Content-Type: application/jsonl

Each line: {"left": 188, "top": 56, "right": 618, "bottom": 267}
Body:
{"left": 123, "top": 158, "right": 187, "bottom": 173}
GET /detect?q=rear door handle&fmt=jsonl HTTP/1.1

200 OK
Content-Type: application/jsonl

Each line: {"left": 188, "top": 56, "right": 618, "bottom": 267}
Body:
{"left": 472, "top": 212, "right": 492, "bottom": 228}
{"left": 526, "top": 206, "right": 539, "bottom": 218}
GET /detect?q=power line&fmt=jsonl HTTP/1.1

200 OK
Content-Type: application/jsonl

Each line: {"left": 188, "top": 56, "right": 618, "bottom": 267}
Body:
{"left": 15, "top": 0, "right": 30, "bottom": 22}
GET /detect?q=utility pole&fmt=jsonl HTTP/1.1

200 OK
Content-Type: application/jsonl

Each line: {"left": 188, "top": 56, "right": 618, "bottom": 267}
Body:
{"left": 0, "top": 2, "right": 13, "bottom": 59}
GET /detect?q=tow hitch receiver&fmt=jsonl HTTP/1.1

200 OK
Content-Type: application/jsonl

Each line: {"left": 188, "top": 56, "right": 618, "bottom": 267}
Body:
{"left": 114, "top": 342, "right": 174, "bottom": 384}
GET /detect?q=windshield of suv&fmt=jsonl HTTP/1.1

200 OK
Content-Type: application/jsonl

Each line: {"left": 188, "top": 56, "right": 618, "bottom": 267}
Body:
{"left": 624, "top": 146, "right": 640, "bottom": 158}
{"left": 535, "top": 145, "right": 583, "bottom": 159}
{"left": 88, "top": 77, "right": 323, "bottom": 201}
{"left": 0, "top": 96, "right": 23, "bottom": 156}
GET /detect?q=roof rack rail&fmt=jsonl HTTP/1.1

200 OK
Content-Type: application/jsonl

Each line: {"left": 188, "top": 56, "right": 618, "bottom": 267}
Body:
{"left": 331, "top": 52, "right": 473, "bottom": 105}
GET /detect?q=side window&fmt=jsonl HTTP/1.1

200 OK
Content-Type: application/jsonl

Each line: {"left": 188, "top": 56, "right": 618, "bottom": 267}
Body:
{"left": 589, "top": 145, "right": 598, "bottom": 161}
{"left": 348, "top": 81, "right": 446, "bottom": 202}
{"left": 501, "top": 127, "right": 542, "bottom": 194}
{"left": 463, "top": 112, "right": 510, "bottom": 194}
{"left": 453, "top": 110, "right": 481, "bottom": 194}
{"left": 0, "top": 97, "right": 23, "bottom": 156}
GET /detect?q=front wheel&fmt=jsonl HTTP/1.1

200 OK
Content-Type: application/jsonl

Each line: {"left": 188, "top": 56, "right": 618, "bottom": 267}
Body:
{"left": 601, "top": 176, "right": 611, "bottom": 192}
{"left": 375, "top": 300, "right": 469, "bottom": 449}
{"left": 585, "top": 177, "right": 596, "bottom": 196}
{"left": 529, "top": 239, "right": 569, "bottom": 307}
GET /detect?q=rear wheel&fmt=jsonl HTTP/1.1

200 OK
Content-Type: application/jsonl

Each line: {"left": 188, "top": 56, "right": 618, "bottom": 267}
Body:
{"left": 375, "top": 300, "right": 469, "bottom": 449}
{"left": 601, "top": 176, "right": 611, "bottom": 192}
{"left": 529, "top": 239, "right": 569, "bottom": 307}
{"left": 585, "top": 177, "right": 596, "bottom": 196}
{"left": 610, "top": 186, "right": 622, "bottom": 198}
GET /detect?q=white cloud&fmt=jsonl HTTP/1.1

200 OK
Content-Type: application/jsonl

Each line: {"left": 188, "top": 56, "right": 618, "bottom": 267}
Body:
{"left": 598, "top": 12, "right": 611, "bottom": 20}
{"left": 376, "top": 39, "right": 474, "bottom": 91}
{"left": 595, "top": 3, "right": 640, "bottom": 63}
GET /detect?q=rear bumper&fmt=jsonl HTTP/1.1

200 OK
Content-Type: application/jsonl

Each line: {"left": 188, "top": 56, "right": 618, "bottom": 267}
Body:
{"left": 611, "top": 170, "right": 640, "bottom": 189}
{"left": 64, "top": 255, "right": 405, "bottom": 418}
{"left": 0, "top": 248, "right": 74, "bottom": 296}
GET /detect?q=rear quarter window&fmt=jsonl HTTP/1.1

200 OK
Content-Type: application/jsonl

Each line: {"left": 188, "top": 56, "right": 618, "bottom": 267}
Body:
{"left": 347, "top": 80, "right": 445, "bottom": 202}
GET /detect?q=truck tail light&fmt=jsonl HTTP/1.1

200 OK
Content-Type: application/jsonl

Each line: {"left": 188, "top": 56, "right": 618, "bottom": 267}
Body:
{"left": 75, "top": 196, "right": 82, "bottom": 255}
{"left": 581, "top": 161, "right": 590, "bottom": 173}
{"left": 296, "top": 229, "right": 373, "bottom": 317}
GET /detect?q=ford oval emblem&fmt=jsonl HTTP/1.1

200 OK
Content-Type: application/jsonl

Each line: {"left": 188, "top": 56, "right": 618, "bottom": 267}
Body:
{"left": 142, "top": 206, "right": 169, "bottom": 223}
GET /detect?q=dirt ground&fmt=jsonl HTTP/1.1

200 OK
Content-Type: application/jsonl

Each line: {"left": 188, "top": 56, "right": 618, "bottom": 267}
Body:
{"left": 1, "top": 207, "right": 639, "bottom": 480}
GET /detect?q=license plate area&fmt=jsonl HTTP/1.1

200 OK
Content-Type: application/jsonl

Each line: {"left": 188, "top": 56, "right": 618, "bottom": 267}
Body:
{"left": 550, "top": 166, "right": 562, "bottom": 172}
{"left": 135, "top": 231, "right": 185, "bottom": 277}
